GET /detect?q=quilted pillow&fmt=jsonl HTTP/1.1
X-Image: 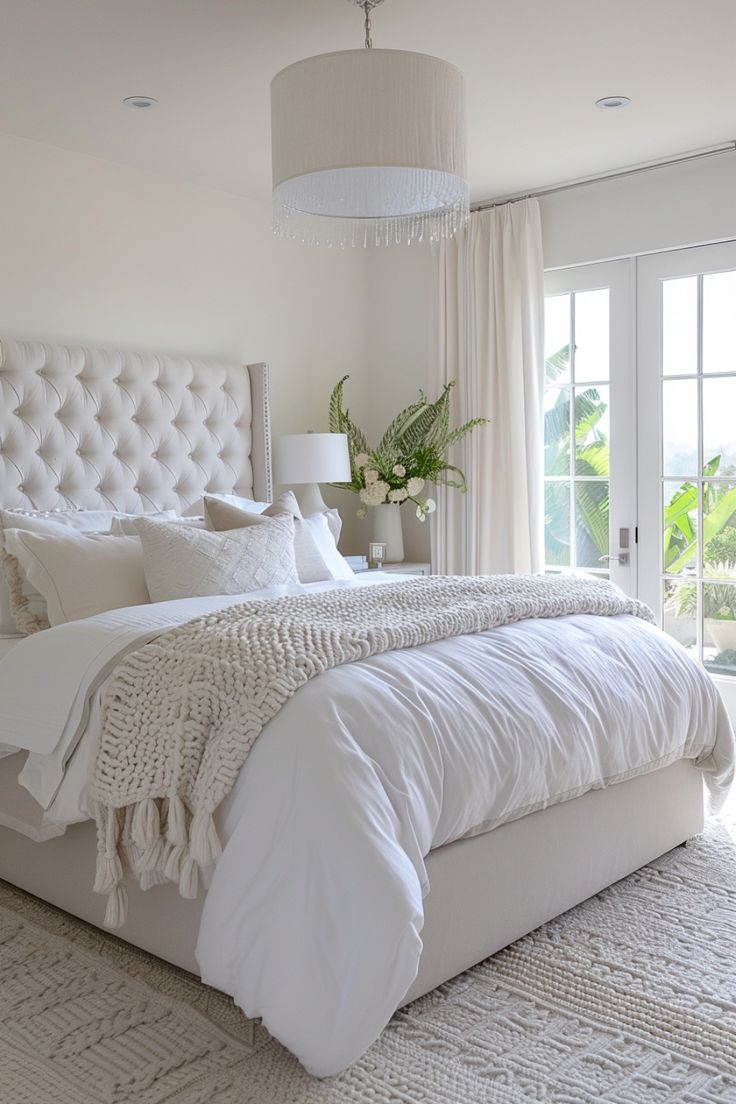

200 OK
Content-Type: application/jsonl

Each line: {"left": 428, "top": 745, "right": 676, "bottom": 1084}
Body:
{"left": 135, "top": 514, "right": 298, "bottom": 602}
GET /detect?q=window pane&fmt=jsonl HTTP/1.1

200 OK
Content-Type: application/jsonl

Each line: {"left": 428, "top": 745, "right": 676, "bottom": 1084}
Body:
{"left": 575, "top": 385, "right": 609, "bottom": 476}
{"left": 663, "top": 479, "right": 698, "bottom": 575}
{"left": 703, "top": 582, "right": 736, "bottom": 676}
{"left": 545, "top": 295, "right": 571, "bottom": 383}
{"left": 573, "top": 289, "right": 609, "bottom": 383}
{"left": 663, "top": 579, "right": 697, "bottom": 657}
{"left": 662, "top": 277, "right": 697, "bottom": 376}
{"left": 703, "top": 270, "right": 736, "bottom": 374}
{"left": 703, "top": 377, "right": 736, "bottom": 471}
{"left": 703, "top": 481, "right": 736, "bottom": 576}
{"left": 545, "top": 481, "right": 571, "bottom": 567}
{"left": 662, "top": 378, "right": 698, "bottom": 476}
{"left": 575, "top": 481, "right": 609, "bottom": 568}
{"left": 544, "top": 386, "right": 570, "bottom": 476}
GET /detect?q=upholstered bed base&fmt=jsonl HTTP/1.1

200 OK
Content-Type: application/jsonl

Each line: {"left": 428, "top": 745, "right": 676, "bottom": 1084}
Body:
{"left": 0, "top": 759, "right": 704, "bottom": 1012}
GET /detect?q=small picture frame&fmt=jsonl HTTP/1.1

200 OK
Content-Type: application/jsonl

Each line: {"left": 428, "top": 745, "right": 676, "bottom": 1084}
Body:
{"left": 368, "top": 541, "right": 387, "bottom": 568}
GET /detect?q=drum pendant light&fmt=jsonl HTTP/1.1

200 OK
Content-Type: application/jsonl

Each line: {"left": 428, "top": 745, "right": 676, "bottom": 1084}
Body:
{"left": 270, "top": 0, "right": 469, "bottom": 247}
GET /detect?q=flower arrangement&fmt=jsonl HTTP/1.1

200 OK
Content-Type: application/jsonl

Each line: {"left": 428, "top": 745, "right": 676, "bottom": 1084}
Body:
{"left": 328, "top": 375, "right": 486, "bottom": 521}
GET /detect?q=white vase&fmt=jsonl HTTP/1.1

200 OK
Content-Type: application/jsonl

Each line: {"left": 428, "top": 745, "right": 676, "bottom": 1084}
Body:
{"left": 372, "top": 503, "right": 404, "bottom": 563}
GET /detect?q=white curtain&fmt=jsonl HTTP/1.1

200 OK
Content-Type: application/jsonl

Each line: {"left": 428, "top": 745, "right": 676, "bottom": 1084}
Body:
{"left": 431, "top": 199, "right": 545, "bottom": 575}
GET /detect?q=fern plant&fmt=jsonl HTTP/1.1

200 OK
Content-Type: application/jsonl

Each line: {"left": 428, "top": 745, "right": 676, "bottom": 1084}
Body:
{"left": 328, "top": 376, "right": 487, "bottom": 520}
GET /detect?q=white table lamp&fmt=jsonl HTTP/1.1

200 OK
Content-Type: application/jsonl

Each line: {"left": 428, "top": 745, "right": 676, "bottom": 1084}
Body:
{"left": 275, "top": 433, "right": 351, "bottom": 515}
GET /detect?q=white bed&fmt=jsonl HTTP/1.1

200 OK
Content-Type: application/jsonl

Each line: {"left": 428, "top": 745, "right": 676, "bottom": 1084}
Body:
{"left": 0, "top": 337, "right": 732, "bottom": 1078}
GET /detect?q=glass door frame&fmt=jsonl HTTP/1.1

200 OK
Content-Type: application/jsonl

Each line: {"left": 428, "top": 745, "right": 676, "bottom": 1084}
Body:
{"left": 638, "top": 240, "right": 736, "bottom": 713}
{"left": 544, "top": 259, "right": 637, "bottom": 594}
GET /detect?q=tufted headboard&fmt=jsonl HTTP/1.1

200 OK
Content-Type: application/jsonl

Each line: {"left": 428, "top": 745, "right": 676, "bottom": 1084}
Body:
{"left": 0, "top": 340, "right": 272, "bottom": 513}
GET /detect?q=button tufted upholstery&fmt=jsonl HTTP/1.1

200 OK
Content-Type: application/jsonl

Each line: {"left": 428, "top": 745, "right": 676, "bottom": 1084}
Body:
{"left": 0, "top": 340, "right": 272, "bottom": 512}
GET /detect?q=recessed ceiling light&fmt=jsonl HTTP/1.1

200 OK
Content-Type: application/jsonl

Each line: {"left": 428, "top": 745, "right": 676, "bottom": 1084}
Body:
{"left": 595, "top": 95, "right": 631, "bottom": 110}
{"left": 123, "top": 96, "right": 158, "bottom": 110}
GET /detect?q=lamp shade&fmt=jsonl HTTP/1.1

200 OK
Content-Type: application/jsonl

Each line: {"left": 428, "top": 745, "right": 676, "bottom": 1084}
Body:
{"left": 275, "top": 434, "right": 351, "bottom": 485}
{"left": 271, "top": 49, "right": 468, "bottom": 247}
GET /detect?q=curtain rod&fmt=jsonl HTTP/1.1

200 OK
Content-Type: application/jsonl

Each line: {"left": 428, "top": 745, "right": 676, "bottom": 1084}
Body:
{"left": 471, "top": 140, "right": 736, "bottom": 211}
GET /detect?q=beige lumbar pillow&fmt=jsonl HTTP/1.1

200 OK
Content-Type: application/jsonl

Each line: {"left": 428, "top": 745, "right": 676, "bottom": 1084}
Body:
{"left": 203, "top": 491, "right": 341, "bottom": 585}
{"left": 135, "top": 513, "right": 298, "bottom": 603}
{"left": 203, "top": 491, "right": 299, "bottom": 530}
{"left": 3, "top": 530, "right": 150, "bottom": 627}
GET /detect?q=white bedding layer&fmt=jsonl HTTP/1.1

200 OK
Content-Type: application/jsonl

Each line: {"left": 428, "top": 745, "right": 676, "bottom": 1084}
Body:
{"left": 0, "top": 636, "right": 23, "bottom": 758}
{"left": 0, "top": 577, "right": 733, "bottom": 1075}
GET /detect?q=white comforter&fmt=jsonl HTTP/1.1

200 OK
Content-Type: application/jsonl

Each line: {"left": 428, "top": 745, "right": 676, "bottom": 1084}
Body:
{"left": 0, "top": 574, "right": 733, "bottom": 1076}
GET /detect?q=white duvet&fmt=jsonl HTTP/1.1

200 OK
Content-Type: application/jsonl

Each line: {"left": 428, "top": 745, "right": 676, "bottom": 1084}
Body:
{"left": 0, "top": 574, "right": 734, "bottom": 1076}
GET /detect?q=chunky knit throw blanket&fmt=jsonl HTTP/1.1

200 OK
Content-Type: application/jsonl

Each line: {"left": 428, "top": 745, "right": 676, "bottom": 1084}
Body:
{"left": 92, "top": 574, "right": 653, "bottom": 926}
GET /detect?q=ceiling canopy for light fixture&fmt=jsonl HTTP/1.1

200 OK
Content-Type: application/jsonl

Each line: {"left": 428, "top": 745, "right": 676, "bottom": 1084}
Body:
{"left": 270, "top": 0, "right": 469, "bottom": 247}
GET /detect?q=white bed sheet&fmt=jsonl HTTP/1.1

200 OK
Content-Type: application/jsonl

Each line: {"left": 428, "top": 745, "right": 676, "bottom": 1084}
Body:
{"left": 0, "top": 579, "right": 733, "bottom": 1075}
{"left": 0, "top": 636, "right": 23, "bottom": 758}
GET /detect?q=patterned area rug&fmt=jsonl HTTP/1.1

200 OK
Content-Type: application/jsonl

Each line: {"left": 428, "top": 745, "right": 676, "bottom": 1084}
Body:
{"left": 2, "top": 820, "right": 736, "bottom": 1104}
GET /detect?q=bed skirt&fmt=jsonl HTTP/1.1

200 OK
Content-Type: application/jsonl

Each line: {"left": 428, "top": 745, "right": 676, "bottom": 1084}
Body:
{"left": 0, "top": 758, "right": 704, "bottom": 1012}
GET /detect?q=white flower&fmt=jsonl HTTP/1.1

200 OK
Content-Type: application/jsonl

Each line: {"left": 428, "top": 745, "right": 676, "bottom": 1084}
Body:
{"left": 356, "top": 506, "right": 368, "bottom": 519}
{"left": 415, "top": 496, "right": 436, "bottom": 521}
{"left": 364, "top": 469, "right": 379, "bottom": 484}
{"left": 360, "top": 481, "right": 389, "bottom": 506}
{"left": 392, "top": 464, "right": 406, "bottom": 477}
{"left": 355, "top": 452, "right": 370, "bottom": 469}
{"left": 407, "top": 477, "right": 425, "bottom": 496}
{"left": 388, "top": 487, "right": 408, "bottom": 503}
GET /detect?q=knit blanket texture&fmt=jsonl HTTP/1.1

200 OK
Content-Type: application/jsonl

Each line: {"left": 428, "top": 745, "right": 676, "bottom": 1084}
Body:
{"left": 92, "top": 574, "right": 653, "bottom": 926}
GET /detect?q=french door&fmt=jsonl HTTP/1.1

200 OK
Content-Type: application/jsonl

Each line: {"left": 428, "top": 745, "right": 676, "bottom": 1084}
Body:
{"left": 545, "top": 242, "right": 736, "bottom": 708}
{"left": 543, "top": 261, "right": 636, "bottom": 594}
{"left": 638, "top": 241, "right": 736, "bottom": 708}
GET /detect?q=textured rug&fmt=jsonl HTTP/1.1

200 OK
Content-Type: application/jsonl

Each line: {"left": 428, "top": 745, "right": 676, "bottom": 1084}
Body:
{"left": 2, "top": 821, "right": 736, "bottom": 1104}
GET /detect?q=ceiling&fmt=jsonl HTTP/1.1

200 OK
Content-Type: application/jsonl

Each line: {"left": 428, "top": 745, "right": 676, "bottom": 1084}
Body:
{"left": 1, "top": 0, "right": 734, "bottom": 203}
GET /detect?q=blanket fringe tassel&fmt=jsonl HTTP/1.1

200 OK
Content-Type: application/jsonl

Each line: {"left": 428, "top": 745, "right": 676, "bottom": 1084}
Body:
{"left": 94, "top": 798, "right": 220, "bottom": 928}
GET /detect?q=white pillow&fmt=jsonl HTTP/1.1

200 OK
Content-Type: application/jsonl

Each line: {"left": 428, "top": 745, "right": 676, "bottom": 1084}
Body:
{"left": 135, "top": 514, "right": 299, "bottom": 602}
{"left": 0, "top": 509, "right": 172, "bottom": 633}
{"left": 3, "top": 530, "right": 150, "bottom": 626}
{"left": 301, "top": 513, "right": 354, "bottom": 581}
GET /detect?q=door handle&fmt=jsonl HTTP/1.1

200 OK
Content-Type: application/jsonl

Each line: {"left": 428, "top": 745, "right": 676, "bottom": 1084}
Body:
{"left": 599, "top": 552, "right": 629, "bottom": 565}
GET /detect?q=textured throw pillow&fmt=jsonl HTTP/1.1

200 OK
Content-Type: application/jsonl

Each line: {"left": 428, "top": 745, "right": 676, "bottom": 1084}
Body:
{"left": 3, "top": 530, "right": 150, "bottom": 627}
{"left": 204, "top": 492, "right": 353, "bottom": 584}
{"left": 135, "top": 514, "right": 298, "bottom": 602}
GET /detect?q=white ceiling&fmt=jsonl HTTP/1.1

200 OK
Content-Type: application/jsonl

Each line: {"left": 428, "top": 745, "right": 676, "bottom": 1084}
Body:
{"left": 1, "top": 0, "right": 734, "bottom": 203}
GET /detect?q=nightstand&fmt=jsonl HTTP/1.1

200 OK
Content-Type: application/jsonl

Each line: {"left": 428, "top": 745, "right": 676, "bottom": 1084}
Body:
{"left": 356, "top": 562, "right": 431, "bottom": 576}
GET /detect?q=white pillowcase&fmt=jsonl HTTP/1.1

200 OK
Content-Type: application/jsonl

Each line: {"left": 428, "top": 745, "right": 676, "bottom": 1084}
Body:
{"left": 0, "top": 509, "right": 172, "bottom": 633}
{"left": 3, "top": 530, "right": 150, "bottom": 627}
{"left": 300, "top": 513, "right": 354, "bottom": 581}
{"left": 135, "top": 514, "right": 299, "bottom": 602}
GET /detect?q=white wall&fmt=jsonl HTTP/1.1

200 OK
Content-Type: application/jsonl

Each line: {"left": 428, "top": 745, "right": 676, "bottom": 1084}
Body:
{"left": 361, "top": 245, "right": 434, "bottom": 562}
{"left": 0, "top": 130, "right": 369, "bottom": 548}
{"left": 540, "top": 151, "right": 736, "bottom": 269}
